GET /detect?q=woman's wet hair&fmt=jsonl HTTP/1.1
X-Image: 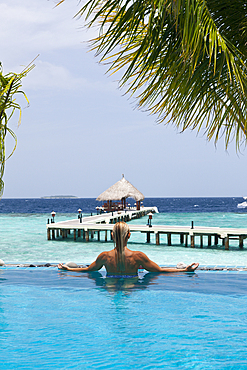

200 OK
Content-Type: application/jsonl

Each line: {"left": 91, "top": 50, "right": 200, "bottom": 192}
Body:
{"left": 112, "top": 222, "right": 130, "bottom": 272}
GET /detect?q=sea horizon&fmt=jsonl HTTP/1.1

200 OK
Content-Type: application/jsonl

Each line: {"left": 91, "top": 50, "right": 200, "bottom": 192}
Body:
{"left": 1, "top": 195, "right": 244, "bottom": 199}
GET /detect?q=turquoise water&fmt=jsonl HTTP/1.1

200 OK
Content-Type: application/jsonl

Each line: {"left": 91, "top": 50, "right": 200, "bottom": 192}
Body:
{"left": 0, "top": 268, "right": 247, "bottom": 369}
{"left": 1, "top": 212, "right": 247, "bottom": 266}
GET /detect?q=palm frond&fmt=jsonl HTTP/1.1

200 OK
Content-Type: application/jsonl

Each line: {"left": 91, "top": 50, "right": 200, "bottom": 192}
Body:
{"left": 0, "top": 62, "right": 35, "bottom": 197}
{"left": 60, "top": 0, "right": 247, "bottom": 148}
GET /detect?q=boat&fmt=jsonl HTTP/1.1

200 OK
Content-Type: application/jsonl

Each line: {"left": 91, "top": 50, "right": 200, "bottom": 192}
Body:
{"left": 237, "top": 197, "right": 247, "bottom": 208}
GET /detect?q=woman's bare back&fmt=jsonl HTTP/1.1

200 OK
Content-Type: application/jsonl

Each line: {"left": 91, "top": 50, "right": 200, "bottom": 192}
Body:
{"left": 101, "top": 247, "right": 141, "bottom": 275}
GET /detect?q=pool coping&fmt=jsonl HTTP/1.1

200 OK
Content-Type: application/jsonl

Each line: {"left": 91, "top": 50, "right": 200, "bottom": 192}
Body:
{"left": 2, "top": 263, "right": 247, "bottom": 272}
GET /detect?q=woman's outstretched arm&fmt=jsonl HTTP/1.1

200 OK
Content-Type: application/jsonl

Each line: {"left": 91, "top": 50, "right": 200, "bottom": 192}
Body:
{"left": 137, "top": 252, "right": 199, "bottom": 272}
{"left": 58, "top": 252, "right": 106, "bottom": 272}
{"left": 160, "top": 263, "right": 199, "bottom": 272}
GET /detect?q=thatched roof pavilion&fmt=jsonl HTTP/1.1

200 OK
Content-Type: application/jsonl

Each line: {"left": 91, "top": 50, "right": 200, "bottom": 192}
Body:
{"left": 97, "top": 175, "right": 144, "bottom": 211}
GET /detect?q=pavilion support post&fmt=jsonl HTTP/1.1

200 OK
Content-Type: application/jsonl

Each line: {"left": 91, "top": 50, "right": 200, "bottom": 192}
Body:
{"left": 200, "top": 235, "right": 203, "bottom": 248}
{"left": 62, "top": 230, "right": 65, "bottom": 239}
{"left": 239, "top": 236, "right": 244, "bottom": 249}
{"left": 215, "top": 235, "right": 218, "bottom": 245}
{"left": 47, "top": 229, "right": 51, "bottom": 240}
{"left": 105, "top": 230, "right": 107, "bottom": 242}
{"left": 85, "top": 230, "right": 89, "bottom": 242}
{"left": 156, "top": 233, "right": 160, "bottom": 245}
{"left": 98, "top": 231, "right": 100, "bottom": 241}
{"left": 74, "top": 229, "right": 76, "bottom": 241}
{"left": 56, "top": 229, "right": 59, "bottom": 238}
{"left": 78, "top": 229, "right": 81, "bottom": 238}
{"left": 208, "top": 235, "right": 212, "bottom": 247}
{"left": 67, "top": 229, "right": 70, "bottom": 235}
{"left": 146, "top": 232, "right": 150, "bottom": 243}
{"left": 180, "top": 234, "right": 184, "bottom": 244}
{"left": 52, "top": 229, "right": 55, "bottom": 240}
{"left": 190, "top": 235, "right": 195, "bottom": 248}
{"left": 225, "top": 236, "right": 229, "bottom": 250}
{"left": 167, "top": 233, "right": 171, "bottom": 246}
{"left": 91, "top": 230, "right": 94, "bottom": 239}
{"left": 83, "top": 230, "right": 85, "bottom": 239}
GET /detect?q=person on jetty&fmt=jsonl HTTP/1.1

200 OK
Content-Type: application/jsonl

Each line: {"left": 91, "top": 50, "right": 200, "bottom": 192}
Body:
{"left": 58, "top": 221, "right": 199, "bottom": 276}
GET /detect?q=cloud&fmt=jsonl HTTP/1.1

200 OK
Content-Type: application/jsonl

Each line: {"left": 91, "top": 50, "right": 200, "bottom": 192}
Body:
{"left": 21, "top": 60, "right": 85, "bottom": 90}
{"left": 0, "top": 1, "right": 116, "bottom": 93}
{"left": 0, "top": 0, "right": 96, "bottom": 67}
{"left": 20, "top": 59, "right": 117, "bottom": 93}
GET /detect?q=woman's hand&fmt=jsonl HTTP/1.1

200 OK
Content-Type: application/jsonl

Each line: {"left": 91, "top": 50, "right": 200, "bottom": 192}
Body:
{"left": 58, "top": 263, "right": 69, "bottom": 270}
{"left": 185, "top": 263, "right": 199, "bottom": 272}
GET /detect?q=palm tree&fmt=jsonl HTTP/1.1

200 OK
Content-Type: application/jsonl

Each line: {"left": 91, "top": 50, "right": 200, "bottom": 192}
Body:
{"left": 0, "top": 62, "right": 34, "bottom": 197}
{"left": 58, "top": 0, "right": 247, "bottom": 148}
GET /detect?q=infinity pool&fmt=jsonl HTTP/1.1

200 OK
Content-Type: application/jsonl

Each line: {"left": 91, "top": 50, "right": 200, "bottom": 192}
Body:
{"left": 0, "top": 268, "right": 247, "bottom": 369}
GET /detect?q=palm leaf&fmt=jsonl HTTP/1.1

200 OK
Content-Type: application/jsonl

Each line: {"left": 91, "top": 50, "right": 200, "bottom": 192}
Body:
{"left": 0, "top": 61, "right": 35, "bottom": 197}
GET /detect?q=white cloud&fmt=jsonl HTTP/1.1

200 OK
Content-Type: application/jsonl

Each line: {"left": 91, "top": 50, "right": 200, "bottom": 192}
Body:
{"left": 21, "top": 60, "right": 85, "bottom": 90}
{"left": 20, "top": 59, "right": 117, "bottom": 92}
{"left": 0, "top": 0, "right": 96, "bottom": 67}
{"left": 0, "top": 0, "right": 115, "bottom": 93}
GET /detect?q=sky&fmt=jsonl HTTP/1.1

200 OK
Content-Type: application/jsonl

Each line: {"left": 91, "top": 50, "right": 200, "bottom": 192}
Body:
{"left": 1, "top": 0, "right": 247, "bottom": 198}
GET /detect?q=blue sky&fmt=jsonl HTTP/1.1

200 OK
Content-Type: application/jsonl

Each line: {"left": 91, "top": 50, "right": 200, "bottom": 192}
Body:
{"left": 1, "top": 0, "right": 247, "bottom": 198}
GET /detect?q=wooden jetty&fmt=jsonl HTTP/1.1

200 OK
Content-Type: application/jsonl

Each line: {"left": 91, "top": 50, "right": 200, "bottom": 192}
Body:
{"left": 47, "top": 207, "right": 157, "bottom": 241}
{"left": 47, "top": 207, "right": 247, "bottom": 250}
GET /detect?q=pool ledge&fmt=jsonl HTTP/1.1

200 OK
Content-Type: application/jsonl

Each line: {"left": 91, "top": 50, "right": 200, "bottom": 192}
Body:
{"left": 1, "top": 263, "right": 247, "bottom": 272}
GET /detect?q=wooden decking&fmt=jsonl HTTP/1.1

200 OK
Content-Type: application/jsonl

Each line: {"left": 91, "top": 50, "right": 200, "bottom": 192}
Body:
{"left": 46, "top": 207, "right": 247, "bottom": 249}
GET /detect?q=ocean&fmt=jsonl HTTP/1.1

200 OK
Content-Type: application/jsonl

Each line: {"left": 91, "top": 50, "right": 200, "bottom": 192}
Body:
{"left": 1, "top": 197, "right": 247, "bottom": 266}
{"left": 0, "top": 196, "right": 242, "bottom": 214}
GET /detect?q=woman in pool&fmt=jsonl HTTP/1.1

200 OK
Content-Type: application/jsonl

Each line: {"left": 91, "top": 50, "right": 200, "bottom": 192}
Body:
{"left": 58, "top": 221, "right": 199, "bottom": 276}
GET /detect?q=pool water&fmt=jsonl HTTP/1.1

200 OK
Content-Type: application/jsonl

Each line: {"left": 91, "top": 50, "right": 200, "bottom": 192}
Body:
{"left": 0, "top": 268, "right": 247, "bottom": 369}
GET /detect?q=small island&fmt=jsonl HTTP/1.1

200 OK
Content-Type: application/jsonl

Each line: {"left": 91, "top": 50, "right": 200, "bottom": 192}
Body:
{"left": 41, "top": 195, "right": 78, "bottom": 199}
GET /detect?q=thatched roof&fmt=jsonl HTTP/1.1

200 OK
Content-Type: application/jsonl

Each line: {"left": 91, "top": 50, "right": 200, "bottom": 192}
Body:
{"left": 96, "top": 176, "right": 144, "bottom": 202}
